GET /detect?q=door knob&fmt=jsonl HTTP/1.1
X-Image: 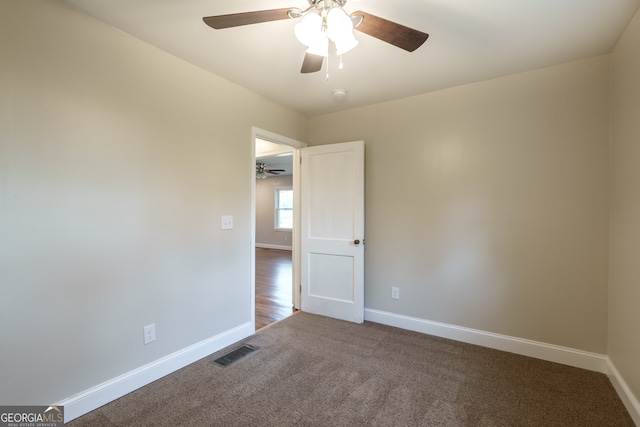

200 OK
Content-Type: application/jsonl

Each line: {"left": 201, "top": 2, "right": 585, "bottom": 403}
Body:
{"left": 354, "top": 239, "right": 360, "bottom": 245}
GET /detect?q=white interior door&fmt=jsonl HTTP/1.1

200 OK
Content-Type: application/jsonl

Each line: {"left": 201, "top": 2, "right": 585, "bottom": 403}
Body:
{"left": 300, "top": 141, "right": 365, "bottom": 323}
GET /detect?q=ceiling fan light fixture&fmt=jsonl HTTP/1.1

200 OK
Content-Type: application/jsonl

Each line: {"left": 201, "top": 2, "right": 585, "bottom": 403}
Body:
{"left": 256, "top": 163, "right": 268, "bottom": 179}
{"left": 335, "top": 33, "right": 359, "bottom": 55}
{"left": 327, "top": 6, "right": 358, "bottom": 55}
{"left": 294, "top": 4, "right": 358, "bottom": 60}
{"left": 204, "top": 3, "right": 430, "bottom": 76}
{"left": 306, "top": 35, "right": 329, "bottom": 57}
{"left": 294, "top": 12, "right": 322, "bottom": 47}
{"left": 326, "top": 7, "right": 353, "bottom": 42}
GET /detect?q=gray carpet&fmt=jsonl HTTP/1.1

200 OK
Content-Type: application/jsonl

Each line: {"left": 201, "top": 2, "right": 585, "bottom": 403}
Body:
{"left": 69, "top": 313, "right": 634, "bottom": 426}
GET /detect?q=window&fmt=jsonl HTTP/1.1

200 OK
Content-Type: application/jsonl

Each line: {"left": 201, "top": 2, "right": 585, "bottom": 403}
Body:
{"left": 275, "top": 186, "right": 293, "bottom": 230}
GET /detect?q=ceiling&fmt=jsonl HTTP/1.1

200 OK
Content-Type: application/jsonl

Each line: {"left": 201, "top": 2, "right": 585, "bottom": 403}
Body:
{"left": 256, "top": 138, "right": 293, "bottom": 176}
{"left": 62, "top": 0, "right": 639, "bottom": 117}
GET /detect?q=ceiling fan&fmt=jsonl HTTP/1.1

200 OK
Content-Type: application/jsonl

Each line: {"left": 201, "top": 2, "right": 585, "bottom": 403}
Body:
{"left": 256, "top": 163, "right": 286, "bottom": 179}
{"left": 203, "top": 0, "right": 429, "bottom": 74}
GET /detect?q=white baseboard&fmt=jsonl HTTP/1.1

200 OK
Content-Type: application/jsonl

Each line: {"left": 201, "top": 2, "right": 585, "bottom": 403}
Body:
{"left": 607, "top": 359, "right": 640, "bottom": 425}
{"left": 255, "top": 243, "right": 292, "bottom": 251}
{"left": 56, "top": 310, "right": 640, "bottom": 425}
{"left": 364, "top": 308, "right": 608, "bottom": 373}
{"left": 58, "top": 321, "right": 254, "bottom": 423}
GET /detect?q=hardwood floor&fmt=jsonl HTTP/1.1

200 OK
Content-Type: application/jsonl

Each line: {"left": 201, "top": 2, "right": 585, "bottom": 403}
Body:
{"left": 255, "top": 248, "right": 295, "bottom": 330}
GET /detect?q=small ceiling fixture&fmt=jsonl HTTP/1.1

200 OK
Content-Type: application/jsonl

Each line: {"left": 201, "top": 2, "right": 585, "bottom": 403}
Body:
{"left": 333, "top": 88, "right": 348, "bottom": 102}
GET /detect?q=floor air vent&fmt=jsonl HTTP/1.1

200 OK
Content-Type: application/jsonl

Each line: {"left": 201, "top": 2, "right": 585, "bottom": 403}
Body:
{"left": 212, "top": 344, "right": 257, "bottom": 367}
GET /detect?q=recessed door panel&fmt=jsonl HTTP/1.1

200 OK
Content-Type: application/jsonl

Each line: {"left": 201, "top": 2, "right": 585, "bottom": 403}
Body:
{"left": 308, "top": 252, "right": 354, "bottom": 302}
{"left": 307, "top": 151, "right": 356, "bottom": 240}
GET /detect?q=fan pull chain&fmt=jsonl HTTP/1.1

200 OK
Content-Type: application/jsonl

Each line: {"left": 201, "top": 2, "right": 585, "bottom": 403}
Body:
{"left": 326, "top": 54, "right": 330, "bottom": 81}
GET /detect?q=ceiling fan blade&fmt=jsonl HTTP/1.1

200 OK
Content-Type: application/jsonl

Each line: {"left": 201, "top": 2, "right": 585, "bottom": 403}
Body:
{"left": 301, "top": 53, "right": 324, "bottom": 73}
{"left": 269, "top": 171, "right": 282, "bottom": 175}
{"left": 203, "top": 8, "right": 294, "bottom": 29}
{"left": 351, "top": 11, "right": 429, "bottom": 52}
{"left": 267, "top": 169, "right": 286, "bottom": 172}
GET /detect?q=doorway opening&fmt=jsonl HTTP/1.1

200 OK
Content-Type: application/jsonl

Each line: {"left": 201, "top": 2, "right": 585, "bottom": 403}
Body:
{"left": 254, "top": 247, "right": 293, "bottom": 330}
{"left": 251, "top": 128, "right": 305, "bottom": 331}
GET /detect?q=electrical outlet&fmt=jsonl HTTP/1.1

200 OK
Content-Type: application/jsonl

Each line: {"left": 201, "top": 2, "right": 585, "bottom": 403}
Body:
{"left": 391, "top": 287, "right": 400, "bottom": 299}
{"left": 143, "top": 324, "right": 156, "bottom": 345}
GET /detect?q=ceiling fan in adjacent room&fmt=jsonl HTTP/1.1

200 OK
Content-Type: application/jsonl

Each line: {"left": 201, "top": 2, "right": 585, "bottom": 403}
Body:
{"left": 203, "top": 0, "right": 429, "bottom": 74}
{"left": 256, "top": 163, "right": 286, "bottom": 179}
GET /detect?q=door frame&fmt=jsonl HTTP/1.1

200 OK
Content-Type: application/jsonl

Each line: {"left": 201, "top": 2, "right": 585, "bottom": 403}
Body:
{"left": 251, "top": 127, "right": 306, "bottom": 331}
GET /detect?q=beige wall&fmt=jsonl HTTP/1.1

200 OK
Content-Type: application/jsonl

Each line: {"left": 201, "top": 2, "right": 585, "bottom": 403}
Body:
{"left": 309, "top": 56, "right": 611, "bottom": 353}
{"left": 610, "top": 7, "right": 640, "bottom": 405}
{"left": 0, "top": 0, "right": 306, "bottom": 405}
{"left": 256, "top": 175, "right": 293, "bottom": 248}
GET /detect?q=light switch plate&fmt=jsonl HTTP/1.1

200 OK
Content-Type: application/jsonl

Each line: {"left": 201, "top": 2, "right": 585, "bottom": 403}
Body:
{"left": 221, "top": 215, "right": 233, "bottom": 230}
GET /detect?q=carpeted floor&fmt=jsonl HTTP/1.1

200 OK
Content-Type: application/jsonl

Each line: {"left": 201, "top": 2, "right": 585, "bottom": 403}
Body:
{"left": 68, "top": 312, "right": 634, "bottom": 426}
